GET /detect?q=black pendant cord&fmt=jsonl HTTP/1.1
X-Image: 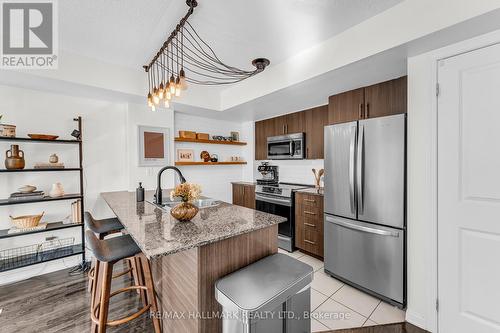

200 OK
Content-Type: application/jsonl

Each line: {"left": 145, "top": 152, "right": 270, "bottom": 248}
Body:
{"left": 143, "top": 0, "right": 269, "bottom": 99}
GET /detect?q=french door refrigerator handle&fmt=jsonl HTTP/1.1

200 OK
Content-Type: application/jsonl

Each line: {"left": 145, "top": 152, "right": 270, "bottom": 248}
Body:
{"left": 325, "top": 216, "right": 400, "bottom": 237}
{"left": 349, "top": 125, "right": 357, "bottom": 214}
{"left": 357, "top": 124, "right": 364, "bottom": 214}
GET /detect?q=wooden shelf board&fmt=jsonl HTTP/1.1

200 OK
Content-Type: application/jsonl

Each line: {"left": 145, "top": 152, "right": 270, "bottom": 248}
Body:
{"left": 0, "top": 137, "right": 81, "bottom": 144}
{"left": 0, "top": 222, "right": 82, "bottom": 239}
{"left": 0, "top": 168, "right": 81, "bottom": 173}
{"left": 174, "top": 137, "right": 247, "bottom": 146}
{"left": 175, "top": 161, "right": 247, "bottom": 166}
{"left": 0, "top": 194, "right": 83, "bottom": 206}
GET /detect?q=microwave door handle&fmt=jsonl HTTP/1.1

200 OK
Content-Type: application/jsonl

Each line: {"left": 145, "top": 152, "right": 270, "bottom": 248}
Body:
{"left": 290, "top": 140, "right": 294, "bottom": 156}
{"left": 349, "top": 126, "right": 357, "bottom": 214}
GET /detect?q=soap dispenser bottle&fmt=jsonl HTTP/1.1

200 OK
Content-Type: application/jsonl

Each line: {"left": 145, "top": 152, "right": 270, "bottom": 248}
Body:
{"left": 136, "top": 182, "right": 145, "bottom": 202}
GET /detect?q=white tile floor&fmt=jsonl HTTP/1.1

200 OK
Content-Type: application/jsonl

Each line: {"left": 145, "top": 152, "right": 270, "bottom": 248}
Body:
{"left": 279, "top": 249, "right": 406, "bottom": 332}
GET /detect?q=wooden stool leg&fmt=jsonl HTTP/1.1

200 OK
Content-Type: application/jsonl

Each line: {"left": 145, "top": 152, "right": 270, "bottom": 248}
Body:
{"left": 139, "top": 253, "right": 162, "bottom": 333}
{"left": 132, "top": 256, "right": 147, "bottom": 307}
{"left": 97, "top": 262, "right": 113, "bottom": 333}
{"left": 90, "top": 260, "right": 102, "bottom": 333}
{"left": 88, "top": 257, "right": 96, "bottom": 292}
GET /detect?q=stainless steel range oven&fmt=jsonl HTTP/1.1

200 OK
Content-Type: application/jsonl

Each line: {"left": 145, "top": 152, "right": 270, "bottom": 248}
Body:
{"left": 255, "top": 183, "right": 308, "bottom": 252}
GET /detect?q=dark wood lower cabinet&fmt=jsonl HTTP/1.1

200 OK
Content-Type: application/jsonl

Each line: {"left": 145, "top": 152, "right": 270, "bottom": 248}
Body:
{"left": 232, "top": 183, "right": 255, "bottom": 209}
{"left": 295, "top": 192, "right": 324, "bottom": 258}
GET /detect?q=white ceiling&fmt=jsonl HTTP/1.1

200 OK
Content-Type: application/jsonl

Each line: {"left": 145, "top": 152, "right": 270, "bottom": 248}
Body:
{"left": 59, "top": 0, "right": 403, "bottom": 70}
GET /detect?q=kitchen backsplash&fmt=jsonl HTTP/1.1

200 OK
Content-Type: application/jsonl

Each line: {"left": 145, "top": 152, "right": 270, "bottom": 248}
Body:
{"left": 254, "top": 159, "right": 324, "bottom": 186}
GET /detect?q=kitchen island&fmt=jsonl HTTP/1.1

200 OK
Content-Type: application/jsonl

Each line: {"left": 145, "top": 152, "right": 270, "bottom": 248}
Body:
{"left": 101, "top": 190, "right": 285, "bottom": 333}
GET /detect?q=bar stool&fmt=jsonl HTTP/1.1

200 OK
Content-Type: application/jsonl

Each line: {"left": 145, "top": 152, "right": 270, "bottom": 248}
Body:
{"left": 85, "top": 212, "right": 136, "bottom": 292}
{"left": 86, "top": 230, "right": 161, "bottom": 333}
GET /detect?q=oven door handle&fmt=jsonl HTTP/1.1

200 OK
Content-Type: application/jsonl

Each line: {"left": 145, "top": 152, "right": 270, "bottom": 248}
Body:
{"left": 255, "top": 193, "right": 292, "bottom": 207}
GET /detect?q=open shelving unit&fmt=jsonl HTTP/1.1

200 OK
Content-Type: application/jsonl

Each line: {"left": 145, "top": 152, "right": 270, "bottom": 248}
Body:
{"left": 0, "top": 117, "right": 86, "bottom": 272}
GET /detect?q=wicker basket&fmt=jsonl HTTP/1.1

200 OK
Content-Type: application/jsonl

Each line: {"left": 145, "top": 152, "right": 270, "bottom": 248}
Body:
{"left": 10, "top": 212, "right": 44, "bottom": 229}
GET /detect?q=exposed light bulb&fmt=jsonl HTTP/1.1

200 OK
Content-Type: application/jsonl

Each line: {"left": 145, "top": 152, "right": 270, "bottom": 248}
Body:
{"left": 169, "top": 75, "right": 176, "bottom": 94}
{"left": 158, "top": 82, "right": 164, "bottom": 99}
{"left": 151, "top": 104, "right": 156, "bottom": 111}
{"left": 147, "top": 93, "right": 153, "bottom": 107}
{"left": 175, "top": 77, "right": 181, "bottom": 97}
{"left": 166, "top": 90, "right": 172, "bottom": 100}
{"left": 164, "top": 99, "right": 170, "bottom": 108}
{"left": 153, "top": 94, "right": 160, "bottom": 105}
{"left": 179, "top": 68, "right": 188, "bottom": 90}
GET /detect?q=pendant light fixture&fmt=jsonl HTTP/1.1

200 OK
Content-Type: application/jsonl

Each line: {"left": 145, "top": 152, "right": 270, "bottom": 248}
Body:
{"left": 143, "top": 0, "right": 270, "bottom": 110}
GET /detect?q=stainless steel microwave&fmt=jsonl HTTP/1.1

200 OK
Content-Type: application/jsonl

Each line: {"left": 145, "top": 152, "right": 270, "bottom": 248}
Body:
{"left": 267, "top": 133, "right": 305, "bottom": 160}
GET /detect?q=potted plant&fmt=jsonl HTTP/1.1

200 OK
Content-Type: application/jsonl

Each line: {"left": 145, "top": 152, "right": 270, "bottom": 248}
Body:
{"left": 169, "top": 183, "right": 202, "bottom": 221}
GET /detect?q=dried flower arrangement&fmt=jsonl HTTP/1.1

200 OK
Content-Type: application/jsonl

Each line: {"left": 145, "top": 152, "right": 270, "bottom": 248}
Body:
{"left": 170, "top": 182, "right": 202, "bottom": 203}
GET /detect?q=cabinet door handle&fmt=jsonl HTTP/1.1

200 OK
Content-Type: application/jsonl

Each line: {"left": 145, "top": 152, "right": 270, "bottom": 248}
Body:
{"left": 285, "top": 124, "right": 288, "bottom": 134}
{"left": 304, "top": 211, "right": 316, "bottom": 215}
{"left": 304, "top": 223, "right": 316, "bottom": 228}
{"left": 358, "top": 103, "right": 363, "bottom": 119}
{"left": 304, "top": 199, "right": 316, "bottom": 203}
{"left": 304, "top": 239, "right": 316, "bottom": 245}
{"left": 283, "top": 124, "right": 285, "bottom": 134}
{"left": 366, "top": 103, "right": 369, "bottom": 118}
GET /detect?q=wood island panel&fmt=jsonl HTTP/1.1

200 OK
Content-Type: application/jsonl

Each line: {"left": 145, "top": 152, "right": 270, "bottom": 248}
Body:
{"left": 150, "top": 224, "right": 278, "bottom": 333}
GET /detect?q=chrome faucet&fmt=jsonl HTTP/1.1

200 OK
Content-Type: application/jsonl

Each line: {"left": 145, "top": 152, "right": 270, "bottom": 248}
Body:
{"left": 154, "top": 166, "right": 187, "bottom": 205}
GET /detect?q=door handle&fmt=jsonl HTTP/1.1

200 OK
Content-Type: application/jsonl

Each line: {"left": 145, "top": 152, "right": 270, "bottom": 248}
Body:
{"left": 304, "top": 199, "right": 316, "bottom": 203}
{"left": 366, "top": 103, "right": 369, "bottom": 118}
{"left": 357, "top": 125, "right": 364, "bottom": 214}
{"left": 326, "top": 216, "right": 400, "bottom": 237}
{"left": 304, "top": 211, "right": 316, "bottom": 215}
{"left": 304, "top": 223, "right": 316, "bottom": 227}
{"left": 349, "top": 126, "right": 357, "bottom": 214}
{"left": 304, "top": 239, "right": 316, "bottom": 245}
{"left": 358, "top": 103, "right": 363, "bottom": 119}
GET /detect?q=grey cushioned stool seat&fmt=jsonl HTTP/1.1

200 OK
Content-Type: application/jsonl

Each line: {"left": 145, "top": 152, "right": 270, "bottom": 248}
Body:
{"left": 84, "top": 212, "right": 123, "bottom": 238}
{"left": 86, "top": 230, "right": 141, "bottom": 263}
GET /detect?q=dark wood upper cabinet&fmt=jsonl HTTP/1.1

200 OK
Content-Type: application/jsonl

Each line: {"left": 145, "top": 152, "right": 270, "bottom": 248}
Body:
{"left": 284, "top": 112, "right": 305, "bottom": 134}
{"left": 254, "top": 120, "right": 267, "bottom": 160}
{"left": 305, "top": 105, "right": 328, "bottom": 159}
{"left": 328, "top": 88, "right": 365, "bottom": 125}
{"left": 364, "top": 76, "right": 407, "bottom": 118}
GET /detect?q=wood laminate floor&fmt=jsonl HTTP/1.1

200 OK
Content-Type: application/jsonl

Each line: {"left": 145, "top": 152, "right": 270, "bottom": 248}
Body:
{"left": 0, "top": 267, "right": 428, "bottom": 333}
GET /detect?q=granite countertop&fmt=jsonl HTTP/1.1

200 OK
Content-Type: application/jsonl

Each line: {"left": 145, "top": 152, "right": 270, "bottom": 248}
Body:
{"left": 230, "top": 181, "right": 256, "bottom": 186}
{"left": 101, "top": 190, "right": 286, "bottom": 259}
{"left": 296, "top": 187, "right": 324, "bottom": 196}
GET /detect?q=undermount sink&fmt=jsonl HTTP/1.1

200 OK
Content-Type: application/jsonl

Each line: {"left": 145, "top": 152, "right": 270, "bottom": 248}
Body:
{"left": 151, "top": 198, "right": 222, "bottom": 209}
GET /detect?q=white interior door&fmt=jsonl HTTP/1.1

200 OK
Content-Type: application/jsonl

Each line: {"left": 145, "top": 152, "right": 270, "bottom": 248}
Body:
{"left": 438, "top": 43, "right": 500, "bottom": 333}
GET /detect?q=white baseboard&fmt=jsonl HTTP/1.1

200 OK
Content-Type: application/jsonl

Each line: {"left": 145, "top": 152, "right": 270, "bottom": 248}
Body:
{"left": 406, "top": 309, "right": 431, "bottom": 332}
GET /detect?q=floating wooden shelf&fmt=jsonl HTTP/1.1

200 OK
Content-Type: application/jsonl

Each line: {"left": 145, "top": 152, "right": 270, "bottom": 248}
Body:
{"left": 175, "top": 161, "right": 247, "bottom": 166}
{"left": 175, "top": 137, "right": 247, "bottom": 146}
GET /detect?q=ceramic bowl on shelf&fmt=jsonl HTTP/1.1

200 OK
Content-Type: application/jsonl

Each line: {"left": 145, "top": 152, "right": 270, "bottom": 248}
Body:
{"left": 18, "top": 185, "right": 37, "bottom": 193}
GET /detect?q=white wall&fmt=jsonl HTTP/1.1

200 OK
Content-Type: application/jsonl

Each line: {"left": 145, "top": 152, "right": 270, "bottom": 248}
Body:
{"left": 174, "top": 113, "right": 247, "bottom": 203}
{"left": 0, "top": 85, "right": 174, "bottom": 285}
{"left": 406, "top": 29, "right": 500, "bottom": 332}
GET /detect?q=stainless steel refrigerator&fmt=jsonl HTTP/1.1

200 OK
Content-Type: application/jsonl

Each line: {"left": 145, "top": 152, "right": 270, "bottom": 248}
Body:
{"left": 323, "top": 114, "right": 406, "bottom": 307}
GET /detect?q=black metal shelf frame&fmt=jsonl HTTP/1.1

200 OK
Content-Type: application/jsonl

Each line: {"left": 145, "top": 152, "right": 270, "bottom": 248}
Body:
{"left": 0, "top": 117, "right": 86, "bottom": 269}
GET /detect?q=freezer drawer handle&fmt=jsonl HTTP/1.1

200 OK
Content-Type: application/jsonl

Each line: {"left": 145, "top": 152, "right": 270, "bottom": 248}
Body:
{"left": 326, "top": 217, "right": 399, "bottom": 237}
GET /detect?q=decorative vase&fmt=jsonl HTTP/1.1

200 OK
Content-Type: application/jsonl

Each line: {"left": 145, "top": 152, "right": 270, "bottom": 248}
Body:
{"left": 49, "top": 182, "right": 65, "bottom": 198}
{"left": 170, "top": 202, "right": 199, "bottom": 222}
{"left": 5, "top": 144, "right": 25, "bottom": 169}
{"left": 49, "top": 153, "right": 59, "bottom": 163}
